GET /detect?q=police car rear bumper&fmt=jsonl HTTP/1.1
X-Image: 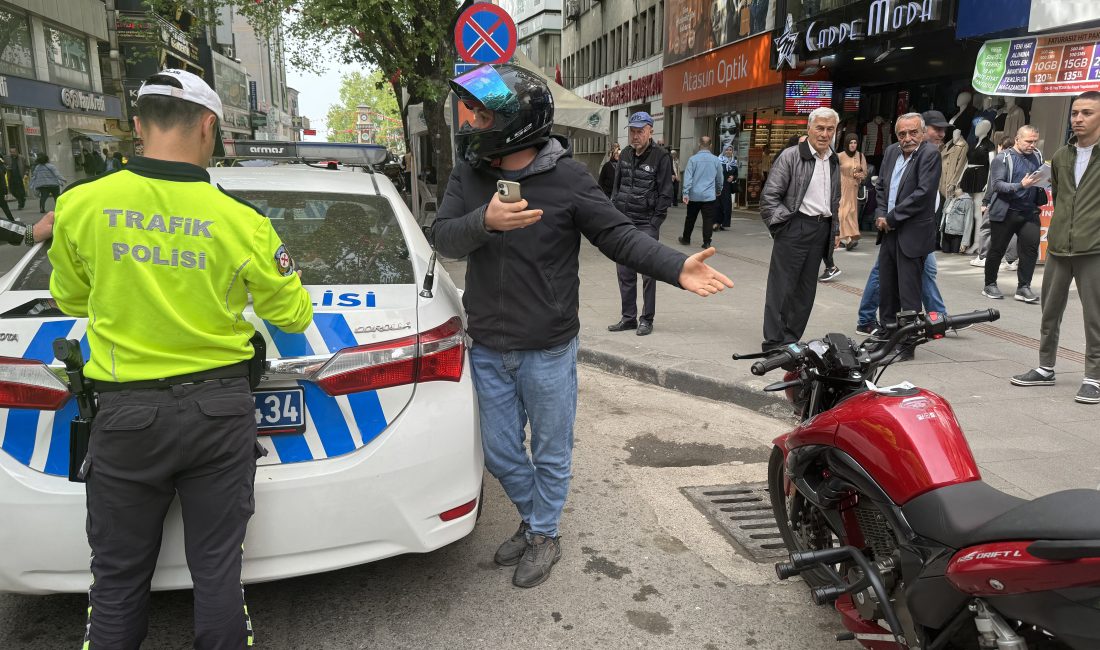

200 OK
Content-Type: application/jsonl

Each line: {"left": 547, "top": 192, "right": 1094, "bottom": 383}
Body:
{"left": 0, "top": 380, "right": 482, "bottom": 594}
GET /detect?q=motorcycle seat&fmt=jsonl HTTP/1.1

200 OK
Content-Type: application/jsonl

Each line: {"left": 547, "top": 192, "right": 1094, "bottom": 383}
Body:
{"left": 902, "top": 481, "right": 1100, "bottom": 549}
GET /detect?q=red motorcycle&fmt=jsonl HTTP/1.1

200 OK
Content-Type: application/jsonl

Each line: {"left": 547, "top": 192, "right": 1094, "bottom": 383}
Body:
{"left": 737, "top": 310, "right": 1100, "bottom": 650}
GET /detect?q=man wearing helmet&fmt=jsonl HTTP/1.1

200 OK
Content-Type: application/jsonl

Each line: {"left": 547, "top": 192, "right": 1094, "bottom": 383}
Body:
{"left": 433, "top": 65, "right": 734, "bottom": 588}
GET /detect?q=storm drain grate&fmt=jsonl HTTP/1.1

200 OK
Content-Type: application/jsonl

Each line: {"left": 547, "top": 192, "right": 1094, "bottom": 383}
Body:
{"left": 682, "top": 482, "right": 789, "bottom": 562}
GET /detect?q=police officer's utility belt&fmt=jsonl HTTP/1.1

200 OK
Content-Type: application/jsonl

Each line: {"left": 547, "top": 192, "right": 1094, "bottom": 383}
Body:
{"left": 93, "top": 361, "right": 250, "bottom": 393}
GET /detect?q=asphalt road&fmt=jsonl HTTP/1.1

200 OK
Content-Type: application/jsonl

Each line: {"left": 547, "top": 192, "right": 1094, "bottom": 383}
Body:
{"left": 0, "top": 366, "right": 837, "bottom": 649}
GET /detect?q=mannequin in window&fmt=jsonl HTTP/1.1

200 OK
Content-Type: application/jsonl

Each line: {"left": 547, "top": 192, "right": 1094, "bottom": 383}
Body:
{"left": 959, "top": 119, "right": 995, "bottom": 252}
{"left": 969, "top": 96, "right": 998, "bottom": 147}
{"left": 949, "top": 91, "right": 978, "bottom": 140}
{"left": 995, "top": 97, "right": 1027, "bottom": 144}
{"left": 862, "top": 115, "right": 889, "bottom": 164}
{"left": 939, "top": 128, "right": 969, "bottom": 205}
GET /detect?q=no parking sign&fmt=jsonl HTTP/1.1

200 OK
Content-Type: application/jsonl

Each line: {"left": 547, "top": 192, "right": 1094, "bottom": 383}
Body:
{"left": 454, "top": 3, "right": 517, "bottom": 65}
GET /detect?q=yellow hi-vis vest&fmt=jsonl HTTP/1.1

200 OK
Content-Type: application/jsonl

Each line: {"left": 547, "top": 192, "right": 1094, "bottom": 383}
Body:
{"left": 48, "top": 157, "right": 313, "bottom": 382}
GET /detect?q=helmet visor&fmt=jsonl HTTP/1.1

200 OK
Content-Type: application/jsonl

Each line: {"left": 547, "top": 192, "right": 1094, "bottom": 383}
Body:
{"left": 450, "top": 66, "right": 518, "bottom": 117}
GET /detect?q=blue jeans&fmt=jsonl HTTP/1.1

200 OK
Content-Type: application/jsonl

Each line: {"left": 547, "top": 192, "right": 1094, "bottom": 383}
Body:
{"left": 857, "top": 253, "right": 948, "bottom": 326}
{"left": 469, "top": 337, "right": 578, "bottom": 539}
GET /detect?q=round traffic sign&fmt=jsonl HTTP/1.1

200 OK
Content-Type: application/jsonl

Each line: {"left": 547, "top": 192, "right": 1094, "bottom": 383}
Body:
{"left": 454, "top": 3, "right": 517, "bottom": 65}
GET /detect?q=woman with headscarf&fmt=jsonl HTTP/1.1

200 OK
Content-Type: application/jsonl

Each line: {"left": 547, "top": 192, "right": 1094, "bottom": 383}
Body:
{"left": 837, "top": 132, "right": 867, "bottom": 250}
{"left": 716, "top": 144, "right": 738, "bottom": 231}
{"left": 598, "top": 144, "right": 620, "bottom": 197}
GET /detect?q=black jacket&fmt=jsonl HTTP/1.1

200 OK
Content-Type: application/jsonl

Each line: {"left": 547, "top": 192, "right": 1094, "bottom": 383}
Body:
{"left": 431, "top": 136, "right": 688, "bottom": 351}
{"left": 611, "top": 139, "right": 674, "bottom": 223}
{"left": 598, "top": 160, "right": 616, "bottom": 196}
{"left": 874, "top": 141, "right": 941, "bottom": 258}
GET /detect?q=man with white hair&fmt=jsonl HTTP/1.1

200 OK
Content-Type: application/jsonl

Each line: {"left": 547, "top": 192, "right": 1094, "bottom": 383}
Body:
{"left": 874, "top": 112, "right": 942, "bottom": 360}
{"left": 759, "top": 106, "right": 840, "bottom": 351}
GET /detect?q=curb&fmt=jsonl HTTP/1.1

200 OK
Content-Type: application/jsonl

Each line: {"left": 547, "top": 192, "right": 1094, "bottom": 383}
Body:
{"left": 576, "top": 344, "right": 795, "bottom": 420}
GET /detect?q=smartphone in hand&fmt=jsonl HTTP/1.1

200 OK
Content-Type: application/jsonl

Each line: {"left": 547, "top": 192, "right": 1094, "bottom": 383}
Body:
{"left": 496, "top": 180, "right": 523, "bottom": 203}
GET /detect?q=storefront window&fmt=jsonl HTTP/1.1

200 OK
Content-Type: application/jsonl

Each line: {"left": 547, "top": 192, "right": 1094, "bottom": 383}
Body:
{"left": 0, "top": 7, "right": 34, "bottom": 78}
{"left": 1, "top": 105, "right": 45, "bottom": 162}
{"left": 44, "top": 24, "right": 91, "bottom": 89}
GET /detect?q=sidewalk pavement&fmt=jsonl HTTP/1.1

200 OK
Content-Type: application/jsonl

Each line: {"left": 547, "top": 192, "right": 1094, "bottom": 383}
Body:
{"left": 440, "top": 205, "right": 1099, "bottom": 500}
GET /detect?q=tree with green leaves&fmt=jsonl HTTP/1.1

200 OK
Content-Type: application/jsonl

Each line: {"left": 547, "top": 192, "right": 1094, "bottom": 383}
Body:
{"left": 157, "top": 0, "right": 468, "bottom": 196}
{"left": 324, "top": 69, "right": 403, "bottom": 147}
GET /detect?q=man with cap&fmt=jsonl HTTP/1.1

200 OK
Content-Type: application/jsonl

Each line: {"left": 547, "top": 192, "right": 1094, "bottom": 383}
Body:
{"left": 608, "top": 111, "right": 675, "bottom": 336}
{"left": 432, "top": 65, "right": 732, "bottom": 588}
{"left": 49, "top": 69, "right": 313, "bottom": 648}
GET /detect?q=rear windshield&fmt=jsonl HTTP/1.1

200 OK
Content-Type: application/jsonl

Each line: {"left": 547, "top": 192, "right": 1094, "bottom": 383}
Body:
{"left": 232, "top": 191, "right": 415, "bottom": 285}
{"left": 8, "top": 192, "right": 414, "bottom": 291}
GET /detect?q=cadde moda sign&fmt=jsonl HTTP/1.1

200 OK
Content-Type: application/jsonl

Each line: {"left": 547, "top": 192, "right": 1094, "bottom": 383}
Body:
{"left": 774, "top": 0, "right": 945, "bottom": 69}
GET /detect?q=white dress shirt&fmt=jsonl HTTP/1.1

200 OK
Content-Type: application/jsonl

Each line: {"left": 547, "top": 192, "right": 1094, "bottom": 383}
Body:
{"left": 799, "top": 147, "right": 832, "bottom": 217}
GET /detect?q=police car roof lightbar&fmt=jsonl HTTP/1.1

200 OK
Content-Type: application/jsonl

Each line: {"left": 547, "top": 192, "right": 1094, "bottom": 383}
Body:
{"left": 220, "top": 140, "right": 390, "bottom": 167}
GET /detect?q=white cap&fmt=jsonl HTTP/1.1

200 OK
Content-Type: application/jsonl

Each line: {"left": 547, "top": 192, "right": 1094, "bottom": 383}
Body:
{"left": 137, "top": 69, "right": 223, "bottom": 121}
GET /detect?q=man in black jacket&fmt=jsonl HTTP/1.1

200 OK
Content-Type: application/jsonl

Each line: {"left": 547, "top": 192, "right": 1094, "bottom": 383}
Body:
{"left": 608, "top": 111, "right": 675, "bottom": 336}
{"left": 432, "top": 65, "right": 732, "bottom": 589}
{"left": 7, "top": 148, "right": 27, "bottom": 209}
{"left": 875, "top": 113, "right": 942, "bottom": 359}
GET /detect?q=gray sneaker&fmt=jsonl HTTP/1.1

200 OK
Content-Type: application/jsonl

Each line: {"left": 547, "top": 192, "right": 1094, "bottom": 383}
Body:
{"left": 512, "top": 534, "right": 562, "bottom": 588}
{"left": 982, "top": 284, "right": 1004, "bottom": 299}
{"left": 1011, "top": 368, "right": 1056, "bottom": 387}
{"left": 1015, "top": 286, "right": 1040, "bottom": 304}
{"left": 1076, "top": 382, "right": 1100, "bottom": 404}
{"left": 494, "top": 521, "right": 530, "bottom": 566}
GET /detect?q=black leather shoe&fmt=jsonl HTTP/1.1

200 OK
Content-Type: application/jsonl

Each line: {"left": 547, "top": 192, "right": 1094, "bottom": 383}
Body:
{"left": 607, "top": 318, "right": 637, "bottom": 332}
{"left": 677, "top": 237, "right": 690, "bottom": 245}
{"left": 636, "top": 320, "right": 653, "bottom": 336}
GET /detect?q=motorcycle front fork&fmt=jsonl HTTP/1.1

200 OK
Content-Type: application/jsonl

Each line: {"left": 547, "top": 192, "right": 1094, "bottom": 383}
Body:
{"left": 971, "top": 600, "right": 1027, "bottom": 650}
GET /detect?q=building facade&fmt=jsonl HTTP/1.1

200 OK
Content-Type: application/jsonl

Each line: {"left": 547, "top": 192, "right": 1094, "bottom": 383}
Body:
{"left": 498, "top": 0, "right": 563, "bottom": 79}
{"left": 561, "top": 0, "right": 667, "bottom": 172}
{"left": 1, "top": 0, "right": 124, "bottom": 183}
{"left": 232, "top": 14, "right": 292, "bottom": 141}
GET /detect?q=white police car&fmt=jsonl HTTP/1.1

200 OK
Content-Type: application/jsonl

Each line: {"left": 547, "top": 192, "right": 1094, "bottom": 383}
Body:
{"left": 0, "top": 142, "right": 482, "bottom": 594}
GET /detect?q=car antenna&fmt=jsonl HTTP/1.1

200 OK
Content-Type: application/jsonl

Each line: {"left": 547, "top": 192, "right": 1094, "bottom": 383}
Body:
{"left": 420, "top": 252, "right": 436, "bottom": 298}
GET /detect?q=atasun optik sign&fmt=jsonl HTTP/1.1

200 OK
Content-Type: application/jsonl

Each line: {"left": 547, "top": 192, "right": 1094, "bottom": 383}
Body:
{"left": 60, "top": 88, "right": 107, "bottom": 112}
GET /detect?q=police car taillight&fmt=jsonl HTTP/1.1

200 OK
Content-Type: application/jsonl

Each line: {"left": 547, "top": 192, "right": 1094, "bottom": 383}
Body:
{"left": 0, "top": 357, "right": 72, "bottom": 410}
{"left": 313, "top": 317, "right": 465, "bottom": 395}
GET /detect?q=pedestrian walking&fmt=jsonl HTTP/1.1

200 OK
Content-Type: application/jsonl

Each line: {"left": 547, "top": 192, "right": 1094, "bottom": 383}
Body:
{"left": 671, "top": 149, "right": 681, "bottom": 200}
{"left": 838, "top": 132, "right": 867, "bottom": 250}
{"left": 983, "top": 125, "right": 1047, "bottom": 303}
{"left": 972, "top": 136, "right": 1021, "bottom": 269}
{"left": 432, "top": 64, "right": 732, "bottom": 588}
{"left": 1011, "top": 91, "right": 1100, "bottom": 403}
{"left": 48, "top": 68, "right": 313, "bottom": 649}
{"left": 0, "top": 156, "right": 15, "bottom": 221}
{"left": 609, "top": 111, "right": 675, "bottom": 336}
{"left": 29, "top": 153, "right": 65, "bottom": 213}
{"left": 678, "top": 136, "right": 723, "bottom": 250}
{"left": 759, "top": 107, "right": 840, "bottom": 351}
{"left": 874, "top": 113, "right": 941, "bottom": 361}
{"left": 716, "top": 144, "right": 738, "bottom": 231}
{"left": 598, "top": 144, "right": 620, "bottom": 197}
{"left": 7, "top": 148, "right": 27, "bottom": 209}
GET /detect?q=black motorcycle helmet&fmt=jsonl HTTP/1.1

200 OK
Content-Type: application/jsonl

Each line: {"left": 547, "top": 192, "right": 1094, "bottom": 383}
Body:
{"left": 449, "top": 64, "right": 554, "bottom": 167}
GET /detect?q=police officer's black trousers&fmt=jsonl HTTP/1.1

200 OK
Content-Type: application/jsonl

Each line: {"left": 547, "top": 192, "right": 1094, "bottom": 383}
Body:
{"left": 84, "top": 377, "right": 259, "bottom": 650}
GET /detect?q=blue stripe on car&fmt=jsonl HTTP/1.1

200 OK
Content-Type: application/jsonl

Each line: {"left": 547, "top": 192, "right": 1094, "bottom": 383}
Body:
{"left": 1, "top": 320, "right": 76, "bottom": 467}
{"left": 313, "top": 313, "right": 389, "bottom": 447}
{"left": 262, "top": 321, "right": 357, "bottom": 461}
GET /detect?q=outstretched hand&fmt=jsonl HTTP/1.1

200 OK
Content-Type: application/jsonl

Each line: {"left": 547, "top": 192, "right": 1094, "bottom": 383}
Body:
{"left": 679, "top": 247, "right": 734, "bottom": 296}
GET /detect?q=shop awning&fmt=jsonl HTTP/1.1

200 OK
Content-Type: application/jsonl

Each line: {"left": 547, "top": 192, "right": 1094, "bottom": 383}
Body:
{"left": 69, "top": 128, "right": 120, "bottom": 142}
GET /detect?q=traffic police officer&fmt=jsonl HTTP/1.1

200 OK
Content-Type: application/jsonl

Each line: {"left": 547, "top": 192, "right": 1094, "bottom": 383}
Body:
{"left": 48, "top": 69, "right": 313, "bottom": 649}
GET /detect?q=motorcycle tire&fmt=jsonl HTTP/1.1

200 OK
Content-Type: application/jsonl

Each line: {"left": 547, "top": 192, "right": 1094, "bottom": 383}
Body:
{"left": 768, "top": 445, "right": 841, "bottom": 589}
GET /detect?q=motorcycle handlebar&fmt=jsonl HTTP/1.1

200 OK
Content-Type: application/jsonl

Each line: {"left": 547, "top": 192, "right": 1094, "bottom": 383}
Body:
{"left": 866, "top": 309, "right": 1000, "bottom": 364}
{"left": 751, "top": 349, "right": 794, "bottom": 376}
